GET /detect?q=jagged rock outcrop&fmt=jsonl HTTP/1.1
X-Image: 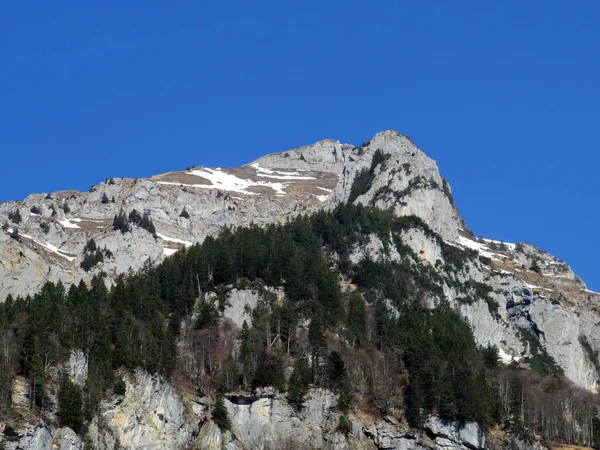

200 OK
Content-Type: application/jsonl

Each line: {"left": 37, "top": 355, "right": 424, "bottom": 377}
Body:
{"left": 2, "top": 421, "right": 82, "bottom": 450}
{"left": 87, "top": 370, "right": 197, "bottom": 449}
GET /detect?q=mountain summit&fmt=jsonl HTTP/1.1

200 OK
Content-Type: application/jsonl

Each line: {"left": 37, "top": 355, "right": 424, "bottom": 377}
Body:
{"left": 0, "top": 130, "right": 463, "bottom": 300}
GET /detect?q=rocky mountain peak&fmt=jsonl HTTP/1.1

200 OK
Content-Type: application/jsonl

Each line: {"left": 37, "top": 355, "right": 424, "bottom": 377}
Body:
{"left": 0, "top": 130, "right": 464, "bottom": 299}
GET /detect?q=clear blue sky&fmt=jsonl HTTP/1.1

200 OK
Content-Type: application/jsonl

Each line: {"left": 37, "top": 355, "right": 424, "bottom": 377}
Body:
{"left": 2, "top": 2, "right": 599, "bottom": 290}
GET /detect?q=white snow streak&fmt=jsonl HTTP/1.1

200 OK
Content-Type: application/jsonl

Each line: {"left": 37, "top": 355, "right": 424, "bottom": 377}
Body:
{"left": 482, "top": 238, "right": 516, "bottom": 250}
{"left": 163, "top": 248, "right": 178, "bottom": 256}
{"left": 6, "top": 227, "right": 76, "bottom": 261}
{"left": 58, "top": 219, "right": 81, "bottom": 229}
{"left": 456, "top": 236, "right": 495, "bottom": 259}
{"left": 156, "top": 233, "right": 193, "bottom": 247}
{"left": 250, "top": 163, "right": 316, "bottom": 180}
{"left": 157, "top": 165, "right": 320, "bottom": 197}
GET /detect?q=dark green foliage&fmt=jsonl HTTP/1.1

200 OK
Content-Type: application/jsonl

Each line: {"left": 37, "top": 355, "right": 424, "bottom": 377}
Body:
{"left": 84, "top": 238, "right": 97, "bottom": 253}
{"left": 396, "top": 300, "right": 500, "bottom": 427}
{"left": 440, "top": 241, "right": 478, "bottom": 272}
{"left": 580, "top": 335, "right": 600, "bottom": 373}
{"left": 8, "top": 209, "right": 21, "bottom": 224}
{"left": 180, "top": 207, "right": 190, "bottom": 219}
{"left": 530, "top": 260, "right": 542, "bottom": 274}
{"left": 442, "top": 177, "right": 455, "bottom": 206}
{"left": 288, "top": 354, "right": 311, "bottom": 409}
{"left": 252, "top": 352, "right": 285, "bottom": 390}
{"left": 482, "top": 345, "right": 499, "bottom": 368}
{"left": 212, "top": 394, "right": 231, "bottom": 430}
{"left": 80, "top": 250, "right": 104, "bottom": 272}
{"left": 196, "top": 299, "right": 220, "bottom": 329}
{"left": 63, "top": 203, "right": 70, "bottom": 214}
{"left": 112, "top": 212, "right": 130, "bottom": 233}
{"left": 9, "top": 227, "right": 19, "bottom": 241}
{"left": 515, "top": 242, "right": 525, "bottom": 253}
{"left": 518, "top": 328, "right": 563, "bottom": 377}
{"left": 336, "top": 413, "right": 352, "bottom": 435}
{"left": 128, "top": 209, "right": 142, "bottom": 224}
{"left": 139, "top": 213, "right": 156, "bottom": 237}
{"left": 59, "top": 372, "right": 83, "bottom": 434}
{"left": 113, "top": 376, "right": 126, "bottom": 396}
{"left": 327, "top": 351, "right": 345, "bottom": 389}
{"left": 108, "top": 178, "right": 115, "bottom": 185}
{"left": 40, "top": 222, "right": 50, "bottom": 233}
{"left": 473, "top": 281, "right": 500, "bottom": 317}
{"left": 101, "top": 193, "right": 109, "bottom": 204}
{"left": 348, "top": 149, "right": 389, "bottom": 203}
{"left": 128, "top": 210, "right": 156, "bottom": 236}
{"left": 346, "top": 293, "right": 366, "bottom": 347}
{"left": 0, "top": 360, "right": 12, "bottom": 411}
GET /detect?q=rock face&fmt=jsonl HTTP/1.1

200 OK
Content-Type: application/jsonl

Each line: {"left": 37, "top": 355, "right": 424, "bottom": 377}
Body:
{"left": 2, "top": 421, "right": 82, "bottom": 450}
{"left": 88, "top": 370, "right": 197, "bottom": 449}
{"left": 225, "top": 388, "right": 339, "bottom": 449}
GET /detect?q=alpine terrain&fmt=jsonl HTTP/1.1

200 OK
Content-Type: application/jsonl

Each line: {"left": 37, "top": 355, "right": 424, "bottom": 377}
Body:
{"left": 1, "top": 130, "right": 599, "bottom": 449}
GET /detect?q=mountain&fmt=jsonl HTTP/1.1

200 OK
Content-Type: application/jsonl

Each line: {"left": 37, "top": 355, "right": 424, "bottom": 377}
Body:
{"left": 1, "top": 130, "right": 599, "bottom": 449}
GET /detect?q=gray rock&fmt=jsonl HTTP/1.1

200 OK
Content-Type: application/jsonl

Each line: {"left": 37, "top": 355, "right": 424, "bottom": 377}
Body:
{"left": 97, "top": 370, "right": 197, "bottom": 449}
{"left": 424, "top": 416, "right": 488, "bottom": 450}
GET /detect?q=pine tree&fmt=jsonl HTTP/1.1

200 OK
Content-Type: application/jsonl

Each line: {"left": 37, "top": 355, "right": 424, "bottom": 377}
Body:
{"left": 8, "top": 209, "right": 21, "bottom": 224}
{"left": 288, "top": 354, "right": 311, "bottom": 409}
{"left": 336, "top": 413, "right": 352, "bottom": 435}
{"left": 212, "top": 394, "right": 230, "bottom": 430}
{"left": 112, "top": 213, "right": 130, "bottom": 233}
{"left": 59, "top": 372, "right": 83, "bottom": 434}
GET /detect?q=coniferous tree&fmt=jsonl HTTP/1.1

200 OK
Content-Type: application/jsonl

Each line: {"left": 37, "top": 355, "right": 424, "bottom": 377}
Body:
{"left": 112, "top": 212, "right": 130, "bottom": 233}
{"left": 59, "top": 372, "right": 83, "bottom": 434}
{"left": 288, "top": 354, "right": 311, "bottom": 409}
{"left": 212, "top": 394, "right": 230, "bottom": 430}
{"left": 8, "top": 209, "right": 21, "bottom": 224}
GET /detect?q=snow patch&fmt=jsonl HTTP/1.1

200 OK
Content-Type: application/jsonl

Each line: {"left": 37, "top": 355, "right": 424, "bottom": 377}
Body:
{"left": 156, "top": 233, "right": 193, "bottom": 247}
{"left": 499, "top": 348, "right": 521, "bottom": 364}
{"left": 58, "top": 219, "right": 81, "bottom": 229}
{"left": 456, "top": 236, "right": 495, "bottom": 259}
{"left": 163, "top": 248, "right": 178, "bottom": 256}
{"left": 157, "top": 167, "right": 307, "bottom": 197}
{"left": 6, "top": 227, "right": 76, "bottom": 261}
{"left": 482, "top": 238, "right": 516, "bottom": 250}
{"left": 250, "top": 163, "right": 316, "bottom": 180}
